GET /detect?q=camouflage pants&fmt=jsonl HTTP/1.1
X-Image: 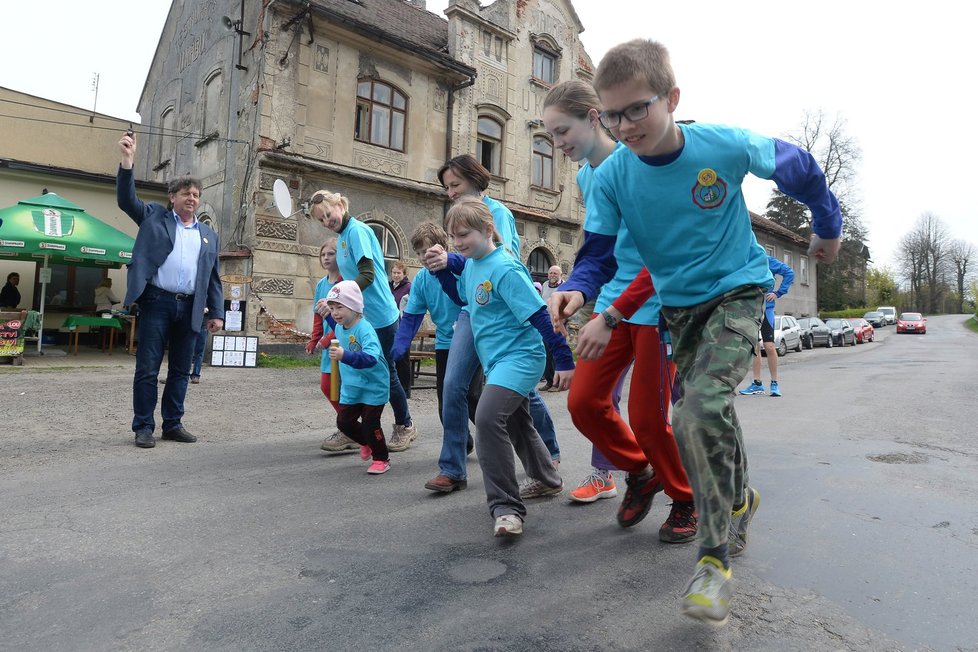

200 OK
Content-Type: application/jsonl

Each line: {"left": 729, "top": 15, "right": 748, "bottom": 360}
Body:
{"left": 661, "top": 285, "right": 763, "bottom": 549}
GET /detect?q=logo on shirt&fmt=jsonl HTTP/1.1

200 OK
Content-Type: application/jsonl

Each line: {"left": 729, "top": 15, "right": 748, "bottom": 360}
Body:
{"left": 475, "top": 280, "right": 492, "bottom": 305}
{"left": 347, "top": 334, "right": 362, "bottom": 352}
{"left": 691, "top": 168, "right": 727, "bottom": 210}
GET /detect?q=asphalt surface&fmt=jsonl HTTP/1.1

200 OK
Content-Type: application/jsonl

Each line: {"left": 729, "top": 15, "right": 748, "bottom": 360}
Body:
{"left": 2, "top": 315, "right": 976, "bottom": 651}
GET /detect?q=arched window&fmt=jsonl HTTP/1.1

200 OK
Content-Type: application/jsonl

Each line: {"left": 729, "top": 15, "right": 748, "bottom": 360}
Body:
{"left": 366, "top": 221, "right": 401, "bottom": 274}
{"left": 355, "top": 79, "right": 407, "bottom": 151}
{"left": 157, "top": 107, "right": 175, "bottom": 169}
{"left": 532, "top": 136, "right": 554, "bottom": 189}
{"left": 527, "top": 247, "right": 553, "bottom": 282}
{"left": 202, "top": 71, "right": 222, "bottom": 137}
{"left": 477, "top": 116, "right": 503, "bottom": 175}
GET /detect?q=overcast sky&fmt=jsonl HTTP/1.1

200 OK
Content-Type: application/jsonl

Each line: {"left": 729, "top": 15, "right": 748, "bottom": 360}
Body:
{"left": 2, "top": 0, "right": 975, "bottom": 269}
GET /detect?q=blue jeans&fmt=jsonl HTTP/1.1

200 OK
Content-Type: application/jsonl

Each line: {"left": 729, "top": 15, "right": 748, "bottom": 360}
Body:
{"left": 132, "top": 286, "right": 198, "bottom": 434}
{"left": 441, "top": 311, "right": 560, "bottom": 480}
{"left": 375, "top": 319, "right": 411, "bottom": 427}
{"left": 191, "top": 324, "right": 208, "bottom": 377}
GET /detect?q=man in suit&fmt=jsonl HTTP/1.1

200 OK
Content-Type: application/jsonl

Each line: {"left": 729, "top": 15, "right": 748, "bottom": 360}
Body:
{"left": 117, "top": 131, "right": 225, "bottom": 448}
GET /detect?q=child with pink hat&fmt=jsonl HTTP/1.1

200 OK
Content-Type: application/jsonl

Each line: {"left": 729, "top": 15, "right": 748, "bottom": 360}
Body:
{"left": 326, "top": 280, "right": 392, "bottom": 474}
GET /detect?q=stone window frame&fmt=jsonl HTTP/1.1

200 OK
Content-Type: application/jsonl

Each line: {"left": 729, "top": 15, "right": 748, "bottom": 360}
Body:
{"left": 154, "top": 105, "right": 175, "bottom": 172}
{"left": 196, "top": 68, "right": 223, "bottom": 146}
{"left": 530, "top": 34, "right": 561, "bottom": 87}
{"left": 531, "top": 135, "right": 555, "bottom": 189}
{"left": 475, "top": 103, "right": 511, "bottom": 178}
{"left": 354, "top": 78, "right": 408, "bottom": 153}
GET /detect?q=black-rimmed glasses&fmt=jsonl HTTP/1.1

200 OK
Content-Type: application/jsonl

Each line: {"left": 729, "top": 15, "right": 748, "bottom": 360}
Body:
{"left": 598, "top": 96, "right": 660, "bottom": 129}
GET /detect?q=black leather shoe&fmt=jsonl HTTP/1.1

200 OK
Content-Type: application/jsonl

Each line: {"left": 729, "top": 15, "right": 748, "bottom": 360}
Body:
{"left": 135, "top": 431, "right": 156, "bottom": 448}
{"left": 161, "top": 427, "right": 197, "bottom": 443}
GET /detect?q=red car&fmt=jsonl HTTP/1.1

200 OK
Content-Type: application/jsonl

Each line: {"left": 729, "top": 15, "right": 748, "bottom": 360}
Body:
{"left": 852, "top": 318, "right": 875, "bottom": 343}
{"left": 896, "top": 312, "right": 927, "bottom": 334}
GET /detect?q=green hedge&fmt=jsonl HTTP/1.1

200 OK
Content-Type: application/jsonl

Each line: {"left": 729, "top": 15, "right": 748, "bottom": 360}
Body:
{"left": 819, "top": 308, "right": 875, "bottom": 319}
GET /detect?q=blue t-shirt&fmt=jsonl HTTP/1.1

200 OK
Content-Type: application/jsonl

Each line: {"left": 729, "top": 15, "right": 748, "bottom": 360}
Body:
{"left": 334, "top": 318, "right": 390, "bottom": 406}
{"left": 578, "top": 143, "right": 661, "bottom": 326}
{"left": 313, "top": 275, "right": 338, "bottom": 373}
{"left": 588, "top": 123, "right": 781, "bottom": 307}
{"left": 460, "top": 246, "right": 546, "bottom": 396}
{"left": 336, "top": 217, "right": 400, "bottom": 328}
{"left": 404, "top": 268, "right": 462, "bottom": 349}
{"left": 483, "top": 195, "right": 520, "bottom": 257}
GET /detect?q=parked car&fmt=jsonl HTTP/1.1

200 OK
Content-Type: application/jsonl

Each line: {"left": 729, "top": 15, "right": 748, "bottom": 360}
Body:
{"left": 863, "top": 311, "right": 886, "bottom": 328}
{"left": 852, "top": 318, "right": 875, "bottom": 343}
{"left": 896, "top": 312, "right": 927, "bottom": 334}
{"left": 760, "top": 314, "right": 802, "bottom": 356}
{"left": 824, "top": 318, "right": 857, "bottom": 346}
{"left": 877, "top": 306, "right": 897, "bottom": 325}
{"left": 797, "top": 316, "right": 833, "bottom": 349}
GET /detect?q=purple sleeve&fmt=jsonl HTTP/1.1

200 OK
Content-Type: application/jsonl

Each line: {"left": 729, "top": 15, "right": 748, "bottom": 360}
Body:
{"left": 559, "top": 231, "right": 618, "bottom": 302}
{"left": 341, "top": 350, "right": 378, "bottom": 369}
{"left": 527, "top": 306, "right": 574, "bottom": 371}
{"left": 391, "top": 311, "right": 424, "bottom": 361}
{"left": 771, "top": 139, "right": 843, "bottom": 239}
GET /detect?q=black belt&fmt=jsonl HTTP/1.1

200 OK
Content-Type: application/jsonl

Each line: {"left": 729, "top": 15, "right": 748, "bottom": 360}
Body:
{"left": 147, "top": 284, "right": 195, "bottom": 301}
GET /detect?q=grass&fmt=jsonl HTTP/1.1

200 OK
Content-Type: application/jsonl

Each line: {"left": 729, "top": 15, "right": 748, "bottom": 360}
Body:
{"left": 257, "top": 352, "right": 321, "bottom": 368}
{"left": 965, "top": 316, "right": 978, "bottom": 334}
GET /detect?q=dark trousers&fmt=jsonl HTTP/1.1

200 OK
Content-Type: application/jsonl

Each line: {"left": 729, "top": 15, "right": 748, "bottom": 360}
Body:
{"left": 375, "top": 320, "right": 412, "bottom": 426}
{"left": 336, "top": 403, "right": 388, "bottom": 461}
{"left": 191, "top": 324, "right": 208, "bottom": 377}
{"left": 132, "top": 286, "right": 197, "bottom": 434}
{"left": 396, "top": 356, "right": 413, "bottom": 399}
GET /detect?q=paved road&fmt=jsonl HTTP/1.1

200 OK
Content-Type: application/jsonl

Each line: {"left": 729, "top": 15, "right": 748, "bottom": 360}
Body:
{"left": 1, "top": 315, "right": 976, "bottom": 651}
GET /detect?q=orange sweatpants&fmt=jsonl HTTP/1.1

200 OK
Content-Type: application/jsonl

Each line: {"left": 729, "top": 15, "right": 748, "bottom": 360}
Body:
{"left": 568, "top": 317, "right": 693, "bottom": 502}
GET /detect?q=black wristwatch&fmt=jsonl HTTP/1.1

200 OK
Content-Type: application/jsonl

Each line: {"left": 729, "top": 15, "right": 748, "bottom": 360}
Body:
{"left": 601, "top": 310, "right": 619, "bottom": 329}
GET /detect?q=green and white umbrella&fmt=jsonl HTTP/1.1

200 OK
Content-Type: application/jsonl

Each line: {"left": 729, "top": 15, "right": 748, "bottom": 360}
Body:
{"left": 0, "top": 193, "right": 134, "bottom": 352}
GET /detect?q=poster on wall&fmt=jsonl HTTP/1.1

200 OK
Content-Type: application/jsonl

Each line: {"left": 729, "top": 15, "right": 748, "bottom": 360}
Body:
{"left": 210, "top": 335, "right": 259, "bottom": 368}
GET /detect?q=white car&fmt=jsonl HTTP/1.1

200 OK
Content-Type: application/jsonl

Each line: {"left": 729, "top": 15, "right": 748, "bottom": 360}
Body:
{"left": 760, "top": 314, "right": 803, "bottom": 356}
{"left": 877, "top": 306, "right": 897, "bottom": 325}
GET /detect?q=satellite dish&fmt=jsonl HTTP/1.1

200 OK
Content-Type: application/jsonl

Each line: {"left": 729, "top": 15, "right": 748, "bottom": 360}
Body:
{"left": 272, "top": 179, "right": 294, "bottom": 218}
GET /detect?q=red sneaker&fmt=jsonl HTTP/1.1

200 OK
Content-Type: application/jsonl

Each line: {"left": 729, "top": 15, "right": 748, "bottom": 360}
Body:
{"left": 659, "top": 501, "right": 697, "bottom": 543}
{"left": 616, "top": 471, "right": 663, "bottom": 528}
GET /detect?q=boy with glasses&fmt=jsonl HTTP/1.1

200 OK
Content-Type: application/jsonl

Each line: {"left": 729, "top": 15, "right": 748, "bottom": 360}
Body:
{"left": 549, "top": 39, "right": 842, "bottom": 624}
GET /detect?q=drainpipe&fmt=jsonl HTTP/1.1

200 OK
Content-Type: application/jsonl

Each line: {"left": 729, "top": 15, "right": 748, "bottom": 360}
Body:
{"left": 444, "top": 75, "right": 476, "bottom": 218}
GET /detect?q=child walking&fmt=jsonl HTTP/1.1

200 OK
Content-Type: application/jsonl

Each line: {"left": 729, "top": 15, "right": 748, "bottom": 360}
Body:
{"left": 434, "top": 200, "right": 574, "bottom": 537}
{"left": 543, "top": 80, "right": 696, "bottom": 542}
{"left": 390, "top": 222, "right": 480, "bottom": 493}
{"left": 308, "top": 238, "right": 352, "bottom": 452}
{"left": 325, "top": 281, "right": 392, "bottom": 475}
{"left": 550, "top": 40, "right": 841, "bottom": 623}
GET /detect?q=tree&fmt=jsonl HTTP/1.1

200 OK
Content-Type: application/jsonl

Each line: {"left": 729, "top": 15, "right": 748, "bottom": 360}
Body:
{"left": 866, "top": 266, "right": 899, "bottom": 307}
{"left": 765, "top": 111, "right": 867, "bottom": 311}
{"left": 896, "top": 213, "right": 953, "bottom": 313}
{"left": 948, "top": 239, "right": 976, "bottom": 314}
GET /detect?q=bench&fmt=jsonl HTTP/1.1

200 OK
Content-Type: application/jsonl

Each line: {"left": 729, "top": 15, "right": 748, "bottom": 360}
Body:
{"left": 409, "top": 329, "right": 437, "bottom": 389}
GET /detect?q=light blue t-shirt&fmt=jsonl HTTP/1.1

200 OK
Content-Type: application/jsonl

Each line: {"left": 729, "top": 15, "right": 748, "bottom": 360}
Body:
{"left": 461, "top": 246, "right": 546, "bottom": 396}
{"left": 334, "top": 318, "right": 390, "bottom": 406}
{"left": 483, "top": 195, "right": 520, "bottom": 257}
{"left": 404, "top": 268, "right": 462, "bottom": 350}
{"left": 578, "top": 143, "right": 661, "bottom": 326}
{"left": 336, "top": 217, "right": 400, "bottom": 329}
{"left": 313, "top": 275, "right": 338, "bottom": 373}
{"left": 589, "top": 123, "right": 775, "bottom": 308}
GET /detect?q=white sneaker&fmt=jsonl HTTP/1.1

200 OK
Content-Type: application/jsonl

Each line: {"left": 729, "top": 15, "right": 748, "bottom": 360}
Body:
{"left": 494, "top": 514, "right": 523, "bottom": 537}
{"left": 388, "top": 423, "right": 418, "bottom": 452}
{"left": 320, "top": 431, "right": 358, "bottom": 452}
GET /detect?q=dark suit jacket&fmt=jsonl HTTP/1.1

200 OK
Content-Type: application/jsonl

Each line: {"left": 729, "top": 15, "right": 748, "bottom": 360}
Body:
{"left": 116, "top": 167, "right": 224, "bottom": 332}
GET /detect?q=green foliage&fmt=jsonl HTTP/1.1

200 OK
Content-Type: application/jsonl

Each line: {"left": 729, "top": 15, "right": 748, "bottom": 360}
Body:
{"left": 866, "top": 266, "right": 898, "bottom": 306}
{"left": 965, "top": 315, "right": 978, "bottom": 334}
{"left": 819, "top": 308, "right": 873, "bottom": 319}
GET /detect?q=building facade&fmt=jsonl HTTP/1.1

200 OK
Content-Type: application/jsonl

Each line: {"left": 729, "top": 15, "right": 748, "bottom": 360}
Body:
{"left": 750, "top": 212, "right": 819, "bottom": 317}
{"left": 135, "top": 0, "right": 594, "bottom": 338}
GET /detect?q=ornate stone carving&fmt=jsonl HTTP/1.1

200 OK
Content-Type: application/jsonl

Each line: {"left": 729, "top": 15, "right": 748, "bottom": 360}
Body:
{"left": 252, "top": 277, "right": 295, "bottom": 296}
{"left": 254, "top": 239, "right": 319, "bottom": 256}
{"left": 315, "top": 45, "right": 329, "bottom": 73}
{"left": 433, "top": 87, "right": 447, "bottom": 113}
{"left": 256, "top": 219, "right": 298, "bottom": 241}
{"left": 353, "top": 147, "right": 406, "bottom": 176}
{"left": 305, "top": 137, "right": 333, "bottom": 160}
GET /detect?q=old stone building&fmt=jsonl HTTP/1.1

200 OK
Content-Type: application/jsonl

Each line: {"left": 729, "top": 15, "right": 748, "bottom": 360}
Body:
{"left": 134, "top": 0, "right": 594, "bottom": 337}
{"left": 750, "top": 212, "right": 819, "bottom": 317}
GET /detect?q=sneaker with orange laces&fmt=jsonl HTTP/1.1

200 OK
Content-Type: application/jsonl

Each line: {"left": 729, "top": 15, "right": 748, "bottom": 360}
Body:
{"left": 616, "top": 470, "right": 663, "bottom": 528}
{"left": 569, "top": 468, "right": 618, "bottom": 503}
{"left": 367, "top": 459, "right": 391, "bottom": 475}
{"left": 659, "top": 500, "right": 697, "bottom": 543}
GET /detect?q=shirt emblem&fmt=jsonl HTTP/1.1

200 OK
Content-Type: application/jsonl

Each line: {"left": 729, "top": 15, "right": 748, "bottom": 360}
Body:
{"left": 475, "top": 280, "right": 492, "bottom": 305}
{"left": 691, "top": 168, "right": 727, "bottom": 210}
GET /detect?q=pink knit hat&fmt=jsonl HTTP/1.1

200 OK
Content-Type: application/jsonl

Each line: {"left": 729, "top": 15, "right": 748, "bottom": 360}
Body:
{"left": 326, "top": 280, "right": 364, "bottom": 314}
